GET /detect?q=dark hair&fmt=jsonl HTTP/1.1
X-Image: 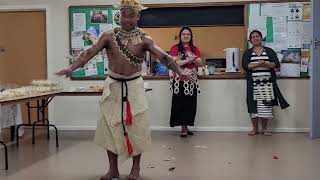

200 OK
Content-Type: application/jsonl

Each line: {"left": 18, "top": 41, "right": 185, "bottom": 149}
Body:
{"left": 177, "top": 27, "right": 195, "bottom": 58}
{"left": 249, "top": 30, "right": 263, "bottom": 43}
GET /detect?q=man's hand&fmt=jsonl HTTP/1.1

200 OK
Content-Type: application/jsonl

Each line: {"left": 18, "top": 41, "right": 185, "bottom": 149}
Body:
{"left": 143, "top": 36, "right": 197, "bottom": 76}
{"left": 55, "top": 68, "right": 73, "bottom": 78}
{"left": 55, "top": 32, "right": 109, "bottom": 78}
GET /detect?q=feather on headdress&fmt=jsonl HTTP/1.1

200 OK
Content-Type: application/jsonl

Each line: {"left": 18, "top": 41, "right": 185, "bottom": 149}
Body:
{"left": 114, "top": 0, "right": 147, "bottom": 12}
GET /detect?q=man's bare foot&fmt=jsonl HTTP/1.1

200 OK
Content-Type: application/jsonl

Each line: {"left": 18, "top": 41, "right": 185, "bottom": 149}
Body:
{"left": 127, "top": 167, "right": 140, "bottom": 180}
{"left": 100, "top": 169, "right": 120, "bottom": 180}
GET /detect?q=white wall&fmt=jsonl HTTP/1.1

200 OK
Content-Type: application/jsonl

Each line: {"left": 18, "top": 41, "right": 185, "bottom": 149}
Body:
{"left": 52, "top": 79, "right": 309, "bottom": 132}
{"left": 0, "top": 0, "right": 310, "bottom": 132}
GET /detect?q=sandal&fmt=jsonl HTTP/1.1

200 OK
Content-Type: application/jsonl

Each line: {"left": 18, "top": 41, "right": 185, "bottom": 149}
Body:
{"left": 180, "top": 131, "right": 188, "bottom": 138}
{"left": 248, "top": 130, "right": 259, "bottom": 136}
{"left": 187, "top": 131, "right": 194, "bottom": 136}
{"left": 262, "top": 130, "right": 272, "bottom": 136}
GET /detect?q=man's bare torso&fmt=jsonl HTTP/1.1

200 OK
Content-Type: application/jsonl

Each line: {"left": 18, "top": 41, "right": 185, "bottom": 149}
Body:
{"left": 102, "top": 31, "right": 148, "bottom": 76}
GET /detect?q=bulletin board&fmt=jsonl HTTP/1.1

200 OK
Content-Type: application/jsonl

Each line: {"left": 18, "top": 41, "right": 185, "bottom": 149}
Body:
{"left": 69, "top": 6, "right": 120, "bottom": 80}
{"left": 248, "top": 2, "right": 311, "bottom": 77}
{"left": 68, "top": 5, "right": 247, "bottom": 80}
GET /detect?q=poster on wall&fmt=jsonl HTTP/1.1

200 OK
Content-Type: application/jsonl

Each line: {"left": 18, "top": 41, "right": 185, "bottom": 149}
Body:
{"left": 301, "top": 39, "right": 311, "bottom": 75}
{"left": 281, "top": 49, "right": 301, "bottom": 64}
{"left": 73, "top": 13, "right": 86, "bottom": 32}
{"left": 84, "top": 62, "right": 98, "bottom": 76}
{"left": 261, "top": 3, "right": 289, "bottom": 17}
{"left": 69, "top": 6, "right": 119, "bottom": 79}
{"left": 288, "top": 3, "right": 303, "bottom": 21}
{"left": 249, "top": 3, "right": 311, "bottom": 77}
{"left": 302, "top": 2, "right": 311, "bottom": 22}
{"left": 100, "top": 24, "right": 113, "bottom": 35}
{"left": 90, "top": 10, "right": 108, "bottom": 23}
{"left": 287, "top": 21, "right": 303, "bottom": 48}
{"left": 280, "top": 49, "right": 301, "bottom": 77}
{"left": 71, "top": 31, "right": 84, "bottom": 49}
{"left": 265, "top": 16, "right": 287, "bottom": 52}
{"left": 248, "top": 16, "right": 267, "bottom": 48}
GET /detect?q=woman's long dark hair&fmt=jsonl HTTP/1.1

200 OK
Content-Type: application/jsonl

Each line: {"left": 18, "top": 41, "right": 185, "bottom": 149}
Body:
{"left": 177, "top": 27, "right": 195, "bottom": 58}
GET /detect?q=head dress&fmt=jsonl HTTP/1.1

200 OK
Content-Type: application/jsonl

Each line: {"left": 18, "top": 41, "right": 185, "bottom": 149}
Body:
{"left": 112, "top": 0, "right": 148, "bottom": 65}
{"left": 114, "top": 0, "right": 147, "bottom": 12}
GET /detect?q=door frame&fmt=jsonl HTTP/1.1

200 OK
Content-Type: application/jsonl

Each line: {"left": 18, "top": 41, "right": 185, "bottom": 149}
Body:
{"left": 0, "top": 4, "right": 51, "bottom": 79}
{"left": 310, "top": 0, "right": 320, "bottom": 138}
{"left": 0, "top": 5, "right": 53, "bottom": 123}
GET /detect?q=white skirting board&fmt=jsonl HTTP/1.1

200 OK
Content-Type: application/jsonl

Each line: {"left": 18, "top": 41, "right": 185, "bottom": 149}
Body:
{"left": 55, "top": 126, "right": 309, "bottom": 133}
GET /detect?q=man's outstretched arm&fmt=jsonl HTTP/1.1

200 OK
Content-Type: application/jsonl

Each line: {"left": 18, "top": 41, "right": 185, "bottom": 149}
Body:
{"left": 56, "top": 32, "right": 111, "bottom": 77}
{"left": 144, "top": 36, "right": 182, "bottom": 73}
{"left": 144, "top": 36, "right": 195, "bottom": 81}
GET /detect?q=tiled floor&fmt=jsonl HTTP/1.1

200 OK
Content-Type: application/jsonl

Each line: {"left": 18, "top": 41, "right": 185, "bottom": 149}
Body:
{"left": 0, "top": 130, "right": 320, "bottom": 180}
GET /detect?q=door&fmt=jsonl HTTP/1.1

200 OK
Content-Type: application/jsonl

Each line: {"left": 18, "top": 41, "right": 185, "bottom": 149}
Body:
{"left": 310, "top": 0, "right": 320, "bottom": 139}
{"left": 0, "top": 11, "right": 47, "bottom": 125}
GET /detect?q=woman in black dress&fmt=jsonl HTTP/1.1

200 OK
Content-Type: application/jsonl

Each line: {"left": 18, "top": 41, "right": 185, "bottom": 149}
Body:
{"left": 169, "top": 27, "right": 204, "bottom": 137}
{"left": 242, "top": 30, "right": 290, "bottom": 136}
